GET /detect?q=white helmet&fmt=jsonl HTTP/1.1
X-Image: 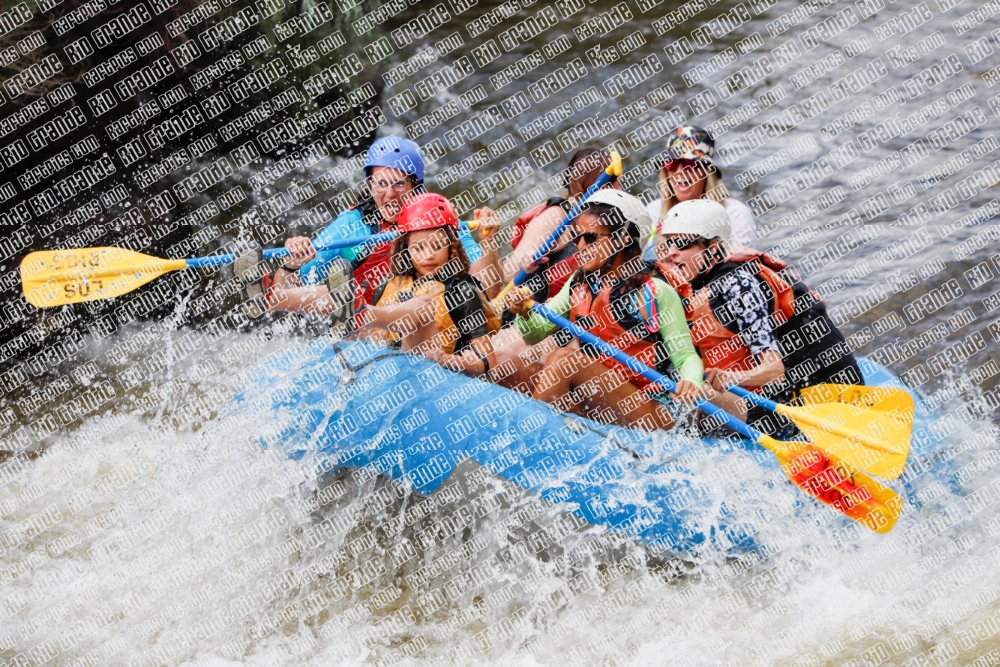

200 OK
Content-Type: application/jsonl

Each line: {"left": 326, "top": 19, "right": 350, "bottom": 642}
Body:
{"left": 584, "top": 189, "right": 653, "bottom": 239}
{"left": 657, "top": 199, "right": 731, "bottom": 246}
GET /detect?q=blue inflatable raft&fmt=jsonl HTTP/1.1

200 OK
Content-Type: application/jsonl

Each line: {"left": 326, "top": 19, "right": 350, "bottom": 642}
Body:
{"left": 237, "top": 340, "right": 941, "bottom": 554}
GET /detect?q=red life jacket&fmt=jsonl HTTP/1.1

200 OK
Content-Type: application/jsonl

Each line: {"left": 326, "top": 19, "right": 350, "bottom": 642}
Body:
{"left": 568, "top": 276, "right": 664, "bottom": 389}
{"left": 511, "top": 202, "right": 547, "bottom": 250}
{"left": 656, "top": 249, "right": 799, "bottom": 390}
{"left": 353, "top": 219, "right": 395, "bottom": 305}
{"left": 512, "top": 198, "right": 578, "bottom": 301}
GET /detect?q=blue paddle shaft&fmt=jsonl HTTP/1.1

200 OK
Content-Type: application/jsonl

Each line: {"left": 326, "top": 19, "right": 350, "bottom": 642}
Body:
{"left": 530, "top": 303, "right": 765, "bottom": 442}
{"left": 725, "top": 383, "right": 781, "bottom": 412}
{"left": 184, "top": 232, "right": 397, "bottom": 269}
{"left": 183, "top": 223, "right": 470, "bottom": 269}
{"left": 512, "top": 169, "right": 616, "bottom": 287}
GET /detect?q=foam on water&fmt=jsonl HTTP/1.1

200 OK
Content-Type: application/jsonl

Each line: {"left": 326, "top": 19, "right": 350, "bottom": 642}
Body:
{"left": 2, "top": 329, "right": 998, "bottom": 665}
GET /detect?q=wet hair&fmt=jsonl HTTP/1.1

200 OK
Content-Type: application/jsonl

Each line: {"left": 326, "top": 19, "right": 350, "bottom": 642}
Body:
{"left": 562, "top": 147, "right": 611, "bottom": 196}
{"left": 389, "top": 225, "right": 471, "bottom": 280}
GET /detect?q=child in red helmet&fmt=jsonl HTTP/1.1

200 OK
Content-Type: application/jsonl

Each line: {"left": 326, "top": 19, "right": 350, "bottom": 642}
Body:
{"left": 359, "top": 193, "right": 501, "bottom": 378}
{"left": 233, "top": 136, "right": 503, "bottom": 335}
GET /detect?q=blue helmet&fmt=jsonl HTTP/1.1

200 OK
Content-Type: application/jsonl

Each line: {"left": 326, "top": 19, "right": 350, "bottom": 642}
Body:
{"left": 364, "top": 136, "right": 424, "bottom": 183}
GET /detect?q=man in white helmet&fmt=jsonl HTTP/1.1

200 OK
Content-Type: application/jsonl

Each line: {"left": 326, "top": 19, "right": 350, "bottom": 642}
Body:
{"left": 502, "top": 189, "right": 704, "bottom": 431}
{"left": 651, "top": 199, "right": 862, "bottom": 434}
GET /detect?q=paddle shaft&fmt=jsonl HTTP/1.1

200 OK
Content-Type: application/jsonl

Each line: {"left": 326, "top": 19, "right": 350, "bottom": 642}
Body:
{"left": 185, "top": 232, "right": 396, "bottom": 268}
{"left": 511, "top": 168, "right": 617, "bottom": 287}
{"left": 528, "top": 302, "right": 763, "bottom": 443}
{"left": 525, "top": 302, "right": 903, "bottom": 534}
{"left": 184, "top": 221, "right": 475, "bottom": 269}
{"left": 725, "top": 383, "right": 782, "bottom": 412}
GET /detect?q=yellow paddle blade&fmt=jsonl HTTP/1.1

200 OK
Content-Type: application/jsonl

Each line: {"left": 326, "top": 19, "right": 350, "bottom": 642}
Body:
{"left": 800, "top": 383, "right": 915, "bottom": 417}
{"left": 775, "top": 401, "right": 912, "bottom": 480}
{"left": 607, "top": 149, "right": 623, "bottom": 177}
{"left": 20, "top": 248, "right": 187, "bottom": 308}
{"left": 759, "top": 436, "right": 901, "bottom": 534}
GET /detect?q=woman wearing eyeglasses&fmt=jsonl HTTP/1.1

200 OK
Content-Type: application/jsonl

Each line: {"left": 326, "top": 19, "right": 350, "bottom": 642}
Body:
{"left": 645, "top": 126, "right": 757, "bottom": 251}
{"left": 503, "top": 189, "right": 703, "bottom": 432}
{"left": 651, "top": 200, "right": 861, "bottom": 435}
{"left": 235, "top": 136, "right": 502, "bottom": 330}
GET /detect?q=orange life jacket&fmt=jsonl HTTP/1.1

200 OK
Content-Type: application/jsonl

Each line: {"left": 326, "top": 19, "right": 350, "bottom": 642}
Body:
{"left": 656, "top": 250, "right": 799, "bottom": 388}
{"left": 567, "top": 276, "right": 667, "bottom": 389}
{"left": 657, "top": 249, "right": 858, "bottom": 393}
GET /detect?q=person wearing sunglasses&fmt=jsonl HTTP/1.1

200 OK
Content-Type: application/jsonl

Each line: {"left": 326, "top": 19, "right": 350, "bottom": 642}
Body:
{"left": 651, "top": 200, "right": 861, "bottom": 436}
{"left": 502, "top": 189, "right": 703, "bottom": 432}
{"left": 643, "top": 126, "right": 756, "bottom": 256}
{"left": 234, "top": 136, "right": 502, "bottom": 332}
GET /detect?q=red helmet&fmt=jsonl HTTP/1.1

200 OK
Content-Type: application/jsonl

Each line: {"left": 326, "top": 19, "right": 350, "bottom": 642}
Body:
{"left": 397, "top": 193, "right": 459, "bottom": 233}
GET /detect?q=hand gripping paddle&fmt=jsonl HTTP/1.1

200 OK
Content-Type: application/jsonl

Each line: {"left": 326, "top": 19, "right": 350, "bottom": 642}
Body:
{"left": 525, "top": 300, "right": 902, "bottom": 534}
{"left": 21, "top": 222, "right": 478, "bottom": 308}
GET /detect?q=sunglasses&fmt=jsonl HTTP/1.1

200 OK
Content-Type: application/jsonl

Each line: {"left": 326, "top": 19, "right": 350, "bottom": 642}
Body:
{"left": 659, "top": 236, "right": 703, "bottom": 251}
{"left": 663, "top": 158, "right": 704, "bottom": 172}
{"left": 573, "top": 231, "right": 611, "bottom": 246}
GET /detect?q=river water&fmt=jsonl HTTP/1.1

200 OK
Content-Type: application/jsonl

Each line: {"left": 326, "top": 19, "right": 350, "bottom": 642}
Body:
{"left": 3, "top": 0, "right": 1000, "bottom": 664}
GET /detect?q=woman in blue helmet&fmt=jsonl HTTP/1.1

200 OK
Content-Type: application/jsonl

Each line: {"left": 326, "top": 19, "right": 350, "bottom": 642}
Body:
{"left": 236, "top": 136, "right": 501, "bottom": 328}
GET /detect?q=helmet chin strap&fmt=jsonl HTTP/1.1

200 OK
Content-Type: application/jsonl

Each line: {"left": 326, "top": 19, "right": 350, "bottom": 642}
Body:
{"left": 697, "top": 241, "right": 726, "bottom": 277}
{"left": 587, "top": 252, "right": 629, "bottom": 290}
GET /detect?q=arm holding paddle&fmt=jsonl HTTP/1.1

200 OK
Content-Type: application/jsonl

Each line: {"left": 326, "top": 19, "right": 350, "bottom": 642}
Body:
{"left": 523, "top": 299, "right": 902, "bottom": 534}
{"left": 504, "top": 277, "right": 566, "bottom": 341}
{"left": 704, "top": 350, "right": 784, "bottom": 394}
{"left": 271, "top": 236, "right": 316, "bottom": 289}
{"left": 648, "top": 277, "right": 703, "bottom": 404}
{"left": 702, "top": 348, "right": 786, "bottom": 421}
{"left": 469, "top": 207, "right": 503, "bottom": 299}
{"left": 492, "top": 151, "right": 622, "bottom": 308}
{"left": 505, "top": 280, "right": 701, "bottom": 404}
{"left": 501, "top": 205, "right": 563, "bottom": 283}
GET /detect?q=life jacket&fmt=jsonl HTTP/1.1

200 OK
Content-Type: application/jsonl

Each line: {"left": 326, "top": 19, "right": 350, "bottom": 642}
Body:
{"left": 374, "top": 274, "right": 501, "bottom": 354}
{"left": 512, "top": 197, "right": 579, "bottom": 302}
{"left": 351, "top": 212, "right": 395, "bottom": 305}
{"left": 567, "top": 273, "right": 671, "bottom": 389}
{"left": 656, "top": 249, "right": 861, "bottom": 393}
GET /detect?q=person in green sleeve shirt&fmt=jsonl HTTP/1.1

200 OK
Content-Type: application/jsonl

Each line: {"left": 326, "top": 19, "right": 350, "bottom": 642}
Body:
{"left": 503, "top": 189, "right": 703, "bottom": 432}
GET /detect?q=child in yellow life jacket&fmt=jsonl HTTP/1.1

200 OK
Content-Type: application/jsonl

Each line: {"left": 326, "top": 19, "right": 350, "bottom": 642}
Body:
{"left": 504, "top": 189, "right": 704, "bottom": 432}
{"left": 359, "top": 193, "right": 501, "bottom": 378}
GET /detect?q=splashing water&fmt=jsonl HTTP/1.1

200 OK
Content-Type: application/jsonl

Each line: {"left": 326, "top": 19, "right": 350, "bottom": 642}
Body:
{"left": 1, "top": 325, "right": 998, "bottom": 666}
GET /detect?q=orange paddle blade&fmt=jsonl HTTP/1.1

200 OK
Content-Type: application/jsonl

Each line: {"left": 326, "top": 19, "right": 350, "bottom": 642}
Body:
{"left": 760, "top": 436, "right": 901, "bottom": 534}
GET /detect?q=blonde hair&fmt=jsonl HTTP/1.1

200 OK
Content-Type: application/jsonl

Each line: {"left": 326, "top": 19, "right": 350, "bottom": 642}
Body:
{"left": 656, "top": 167, "right": 729, "bottom": 223}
